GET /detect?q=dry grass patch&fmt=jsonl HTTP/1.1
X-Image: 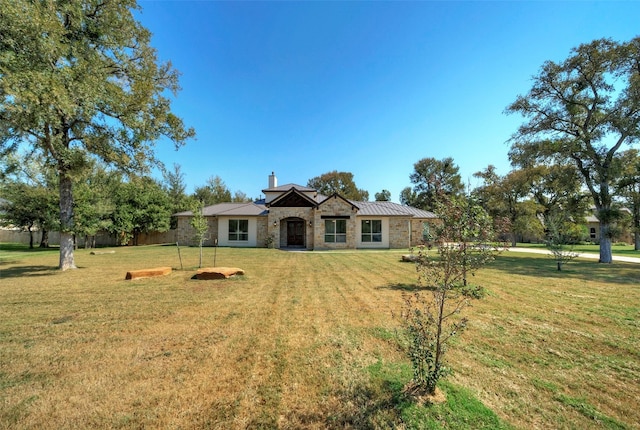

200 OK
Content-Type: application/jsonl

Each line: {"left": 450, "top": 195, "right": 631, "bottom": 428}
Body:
{"left": 0, "top": 245, "right": 638, "bottom": 429}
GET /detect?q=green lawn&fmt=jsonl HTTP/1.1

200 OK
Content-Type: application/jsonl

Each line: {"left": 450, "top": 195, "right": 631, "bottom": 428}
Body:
{"left": 0, "top": 243, "right": 638, "bottom": 429}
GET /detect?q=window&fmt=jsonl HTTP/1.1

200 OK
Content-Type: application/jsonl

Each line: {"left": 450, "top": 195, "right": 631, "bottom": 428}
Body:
{"left": 590, "top": 227, "right": 596, "bottom": 239}
{"left": 422, "top": 223, "right": 432, "bottom": 242}
{"left": 325, "top": 219, "right": 346, "bottom": 243}
{"left": 229, "top": 219, "right": 249, "bottom": 241}
{"left": 361, "top": 220, "right": 382, "bottom": 242}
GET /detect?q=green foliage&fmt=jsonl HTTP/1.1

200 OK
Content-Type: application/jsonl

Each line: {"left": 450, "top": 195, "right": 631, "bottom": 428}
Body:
{"left": 473, "top": 165, "right": 543, "bottom": 245}
{"left": 0, "top": 155, "right": 59, "bottom": 248}
{"left": 400, "top": 186, "right": 419, "bottom": 207}
{"left": 527, "top": 163, "right": 590, "bottom": 226}
{"left": 264, "top": 233, "right": 275, "bottom": 248}
{"left": 374, "top": 189, "right": 391, "bottom": 201}
{"left": 0, "top": 181, "right": 58, "bottom": 248}
{"left": 73, "top": 161, "right": 117, "bottom": 244}
{"left": 231, "top": 190, "right": 252, "bottom": 203}
{"left": 615, "top": 149, "right": 640, "bottom": 249}
{"left": 403, "top": 157, "right": 463, "bottom": 211}
{"left": 544, "top": 211, "right": 582, "bottom": 271}
{"left": 109, "top": 176, "right": 171, "bottom": 245}
{"left": 398, "top": 194, "right": 503, "bottom": 396}
{"left": 459, "top": 284, "right": 487, "bottom": 299}
{"left": 162, "top": 163, "right": 191, "bottom": 228}
{"left": 0, "top": 0, "right": 194, "bottom": 269}
{"left": 399, "top": 291, "right": 457, "bottom": 394}
{"left": 307, "top": 170, "right": 369, "bottom": 201}
{"left": 506, "top": 37, "right": 640, "bottom": 263}
{"left": 192, "top": 175, "right": 233, "bottom": 206}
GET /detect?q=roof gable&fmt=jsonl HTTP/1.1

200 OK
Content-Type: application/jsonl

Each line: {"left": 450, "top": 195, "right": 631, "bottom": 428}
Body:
{"left": 318, "top": 193, "right": 360, "bottom": 211}
{"left": 268, "top": 188, "right": 319, "bottom": 208}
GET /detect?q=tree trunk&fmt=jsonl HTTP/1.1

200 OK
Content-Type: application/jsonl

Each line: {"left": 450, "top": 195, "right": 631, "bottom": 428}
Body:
{"left": 634, "top": 211, "right": 640, "bottom": 251}
{"left": 28, "top": 225, "right": 34, "bottom": 249}
{"left": 59, "top": 174, "right": 77, "bottom": 270}
{"left": 599, "top": 222, "right": 613, "bottom": 263}
{"left": 39, "top": 229, "right": 49, "bottom": 248}
{"left": 431, "top": 288, "right": 447, "bottom": 395}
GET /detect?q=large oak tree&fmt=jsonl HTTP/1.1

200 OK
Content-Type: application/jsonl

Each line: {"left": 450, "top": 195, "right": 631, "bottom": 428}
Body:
{"left": 0, "top": 0, "right": 194, "bottom": 269}
{"left": 307, "top": 170, "right": 369, "bottom": 201}
{"left": 506, "top": 37, "right": 640, "bottom": 263}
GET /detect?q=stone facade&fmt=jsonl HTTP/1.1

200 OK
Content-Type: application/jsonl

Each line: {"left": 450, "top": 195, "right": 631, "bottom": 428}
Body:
{"left": 314, "top": 195, "right": 358, "bottom": 250}
{"left": 409, "top": 219, "right": 430, "bottom": 247}
{"left": 175, "top": 210, "right": 438, "bottom": 249}
{"left": 388, "top": 217, "right": 411, "bottom": 249}
{"left": 257, "top": 217, "right": 270, "bottom": 247}
{"left": 267, "top": 207, "right": 315, "bottom": 249}
{"left": 175, "top": 216, "right": 218, "bottom": 246}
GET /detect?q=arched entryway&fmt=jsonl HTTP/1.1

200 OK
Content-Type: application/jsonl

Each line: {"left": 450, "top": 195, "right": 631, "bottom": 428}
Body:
{"left": 283, "top": 217, "right": 306, "bottom": 248}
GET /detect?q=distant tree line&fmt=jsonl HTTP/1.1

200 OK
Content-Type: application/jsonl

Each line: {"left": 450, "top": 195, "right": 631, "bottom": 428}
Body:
{"left": 3, "top": 146, "right": 639, "bottom": 259}
{"left": 0, "top": 157, "right": 252, "bottom": 249}
{"left": 398, "top": 151, "right": 639, "bottom": 258}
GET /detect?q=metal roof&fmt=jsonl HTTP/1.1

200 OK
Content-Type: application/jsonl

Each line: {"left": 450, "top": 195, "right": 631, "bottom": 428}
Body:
{"left": 174, "top": 198, "right": 436, "bottom": 219}
{"left": 174, "top": 202, "right": 268, "bottom": 217}
{"left": 352, "top": 201, "right": 437, "bottom": 218}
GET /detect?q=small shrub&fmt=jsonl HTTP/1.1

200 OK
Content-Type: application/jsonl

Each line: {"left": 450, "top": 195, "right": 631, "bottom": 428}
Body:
{"left": 397, "top": 193, "right": 504, "bottom": 397}
{"left": 265, "top": 234, "right": 275, "bottom": 248}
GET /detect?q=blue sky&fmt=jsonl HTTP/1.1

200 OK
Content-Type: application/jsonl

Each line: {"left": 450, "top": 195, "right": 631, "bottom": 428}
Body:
{"left": 138, "top": 1, "right": 639, "bottom": 202}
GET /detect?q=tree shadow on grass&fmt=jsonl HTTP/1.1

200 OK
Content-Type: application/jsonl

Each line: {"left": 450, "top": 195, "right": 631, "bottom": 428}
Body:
{"left": 0, "top": 265, "right": 59, "bottom": 278}
{"left": 377, "top": 283, "right": 438, "bottom": 292}
{"left": 0, "top": 243, "right": 60, "bottom": 253}
{"left": 272, "top": 377, "right": 405, "bottom": 429}
{"left": 489, "top": 254, "right": 640, "bottom": 286}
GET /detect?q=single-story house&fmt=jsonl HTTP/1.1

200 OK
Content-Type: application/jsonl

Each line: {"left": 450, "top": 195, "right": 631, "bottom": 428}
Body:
{"left": 585, "top": 208, "right": 633, "bottom": 244}
{"left": 174, "top": 173, "right": 437, "bottom": 250}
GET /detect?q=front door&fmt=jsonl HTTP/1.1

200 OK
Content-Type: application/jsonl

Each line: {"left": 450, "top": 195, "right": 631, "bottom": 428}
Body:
{"left": 287, "top": 221, "right": 305, "bottom": 247}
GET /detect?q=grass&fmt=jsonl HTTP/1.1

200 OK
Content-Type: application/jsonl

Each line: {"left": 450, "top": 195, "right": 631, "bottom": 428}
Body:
{"left": 0, "top": 243, "right": 638, "bottom": 429}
